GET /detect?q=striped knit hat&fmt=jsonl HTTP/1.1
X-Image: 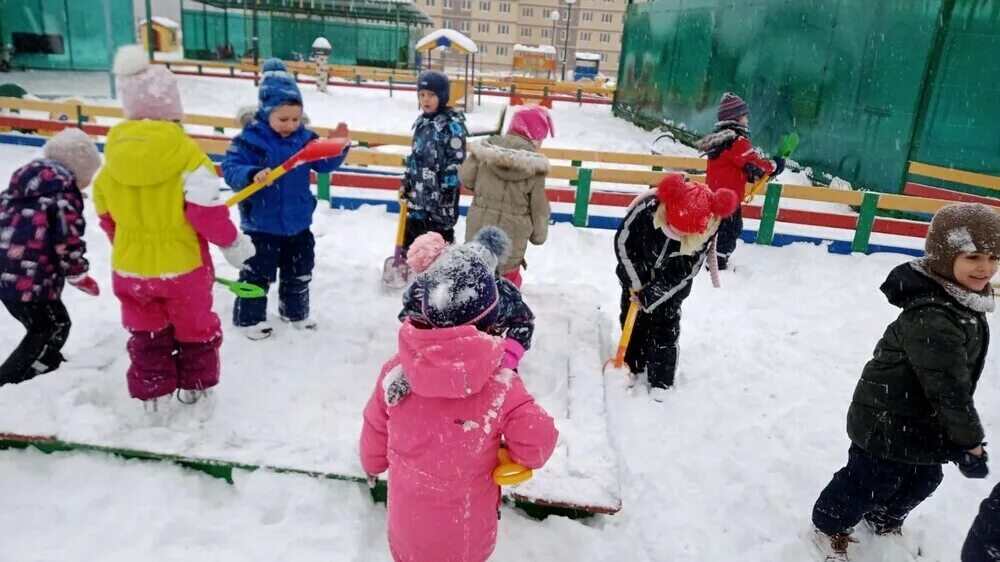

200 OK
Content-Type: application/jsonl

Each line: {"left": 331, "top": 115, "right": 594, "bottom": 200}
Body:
{"left": 717, "top": 92, "right": 749, "bottom": 122}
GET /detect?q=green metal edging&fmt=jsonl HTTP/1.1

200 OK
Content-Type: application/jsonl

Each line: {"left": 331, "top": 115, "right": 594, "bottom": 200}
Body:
{"left": 755, "top": 183, "right": 782, "bottom": 246}
{"left": 852, "top": 191, "right": 880, "bottom": 254}
{"left": 572, "top": 168, "right": 593, "bottom": 227}
{"left": 316, "top": 172, "right": 331, "bottom": 201}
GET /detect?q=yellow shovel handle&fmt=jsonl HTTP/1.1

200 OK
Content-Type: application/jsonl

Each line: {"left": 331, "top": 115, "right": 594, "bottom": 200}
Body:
{"left": 225, "top": 166, "right": 292, "bottom": 207}
{"left": 613, "top": 299, "right": 640, "bottom": 369}
{"left": 395, "top": 200, "right": 409, "bottom": 246}
{"left": 743, "top": 175, "right": 770, "bottom": 204}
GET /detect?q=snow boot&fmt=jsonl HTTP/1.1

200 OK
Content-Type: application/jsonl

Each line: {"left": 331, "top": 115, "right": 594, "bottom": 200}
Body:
{"left": 862, "top": 518, "right": 902, "bottom": 537}
{"left": 282, "top": 317, "right": 317, "bottom": 331}
{"left": 649, "top": 386, "right": 671, "bottom": 402}
{"left": 240, "top": 322, "right": 273, "bottom": 341}
{"left": 812, "top": 529, "right": 856, "bottom": 561}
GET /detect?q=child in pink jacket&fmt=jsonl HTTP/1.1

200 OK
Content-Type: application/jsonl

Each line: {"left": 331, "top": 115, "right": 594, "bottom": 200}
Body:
{"left": 360, "top": 227, "right": 558, "bottom": 562}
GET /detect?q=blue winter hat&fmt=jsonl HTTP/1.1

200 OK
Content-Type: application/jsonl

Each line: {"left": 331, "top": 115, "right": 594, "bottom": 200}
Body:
{"left": 258, "top": 58, "right": 303, "bottom": 121}
{"left": 417, "top": 226, "right": 511, "bottom": 330}
{"left": 417, "top": 70, "right": 450, "bottom": 110}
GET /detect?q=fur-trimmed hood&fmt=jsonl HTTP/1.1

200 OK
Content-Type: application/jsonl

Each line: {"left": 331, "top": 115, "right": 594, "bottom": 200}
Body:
{"left": 696, "top": 120, "right": 749, "bottom": 156}
{"left": 468, "top": 134, "right": 550, "bottom": 182}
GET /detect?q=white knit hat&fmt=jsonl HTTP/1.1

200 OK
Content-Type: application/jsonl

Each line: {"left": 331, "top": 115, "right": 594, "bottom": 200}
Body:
{"left": 42, "top": 128, "right": 101, "bottom": 182}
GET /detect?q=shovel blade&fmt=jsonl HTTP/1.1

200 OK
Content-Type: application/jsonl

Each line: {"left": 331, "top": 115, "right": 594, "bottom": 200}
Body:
{"left": 382, "top": 256, "right": 410, "bottom": 289}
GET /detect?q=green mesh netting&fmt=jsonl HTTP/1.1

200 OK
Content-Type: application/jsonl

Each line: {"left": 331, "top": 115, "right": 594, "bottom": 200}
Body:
{"left": 0, "top": 0, "right": 135, "bottom": 71}
{"left": 614, "top": 0, "right": 1000, "bottom": 195}
{"left": 182, "top": 9, "right": 411, "bottom": 68}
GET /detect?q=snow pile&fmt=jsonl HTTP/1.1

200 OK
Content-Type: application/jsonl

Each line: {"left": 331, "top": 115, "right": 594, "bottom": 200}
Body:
{"left": 415, "top": 30, "right": 478, "bottom": 54}
{"left": 575, "top": 52, "right": 601, "bottom": 62}
{"left": 514, "top": 44, "right": 557, "bottom": 55}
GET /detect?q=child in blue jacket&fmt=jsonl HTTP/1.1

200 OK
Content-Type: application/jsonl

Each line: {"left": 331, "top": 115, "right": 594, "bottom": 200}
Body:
{"left": 400, "top": 71, "right": 468, "bottom": 251}
{"left": 222, "top": 59, "right": 348, "bottom": 340}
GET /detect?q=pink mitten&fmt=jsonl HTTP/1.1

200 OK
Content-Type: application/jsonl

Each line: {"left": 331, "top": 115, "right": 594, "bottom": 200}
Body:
{"left": 500, "top": 338, "right": 526, "bottom": 371}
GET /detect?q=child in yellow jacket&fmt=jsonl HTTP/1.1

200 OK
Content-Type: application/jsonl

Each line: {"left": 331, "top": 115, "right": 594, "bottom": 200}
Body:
{"left": 93, "top": 45, "right": 254, "bottom": 409}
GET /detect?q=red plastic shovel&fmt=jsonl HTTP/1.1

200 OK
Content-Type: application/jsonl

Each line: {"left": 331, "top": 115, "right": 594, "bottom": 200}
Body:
{"left": 225, "top": 132, "right": 350, "bottom": 208}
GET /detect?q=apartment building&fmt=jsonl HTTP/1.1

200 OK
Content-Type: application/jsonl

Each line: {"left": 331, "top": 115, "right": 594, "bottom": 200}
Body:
{"left": 416, "top": 0, "right": 627, "bottom": 78}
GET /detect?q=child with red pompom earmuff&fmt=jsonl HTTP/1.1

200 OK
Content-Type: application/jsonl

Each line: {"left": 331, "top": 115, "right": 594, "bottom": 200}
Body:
{"left": 613, "top": 173, "right": 739, "bottom": 401}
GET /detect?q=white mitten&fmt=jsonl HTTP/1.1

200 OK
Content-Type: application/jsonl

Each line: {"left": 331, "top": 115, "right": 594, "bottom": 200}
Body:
{"left": 221, "top": 234, "right": 255, "bottom": 269}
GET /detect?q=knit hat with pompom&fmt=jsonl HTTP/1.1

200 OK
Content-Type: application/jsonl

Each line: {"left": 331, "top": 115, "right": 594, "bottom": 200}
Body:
{"left": 656, "top": 173, "right": 739, "bottom": 235}
{"left": 417, "top": 226, "right": 510, "bottom": 330}
{"left": 114, "top": 44, "right": 183, "bottom": 121}
{"left": 42, "top": 128, "right": 101, "bottom": 183}
{"left": 406, "top": 232, "right": 449, "bottom": 274}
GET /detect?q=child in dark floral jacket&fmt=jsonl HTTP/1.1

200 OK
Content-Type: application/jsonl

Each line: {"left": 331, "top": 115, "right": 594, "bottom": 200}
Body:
{"left": 0, "top": 128, "right": 102, "bottom": 386}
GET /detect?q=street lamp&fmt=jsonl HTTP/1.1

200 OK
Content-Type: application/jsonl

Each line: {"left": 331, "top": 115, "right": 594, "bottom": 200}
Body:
{"left": 549, "top": 9, "right": 560, "bottom": 50}
{"left": 561, "top": 0, "right": 576, "bottom": 81}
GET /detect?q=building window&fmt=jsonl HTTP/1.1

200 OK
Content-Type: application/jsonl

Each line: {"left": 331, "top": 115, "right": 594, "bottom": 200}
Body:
{"left": 601, "top": 13, "right": 613, "bottom": 23}
{"left": 461, "top": 0, "right": 471, "bottom": 8}
{"left": 460, "top": 20, "right": 470, "bottom": 32}
{"left": 479, "top": 1, "right": 491, "bottom": 10}
{"left": 444, "top": 0, "right": 452, "bottom": 6}
{"left": 582, "top": 11, "right": 593, "bottom": 22}
{"left": 558, "top": 49, "right": 565, "bottom": 61}
{"left": 443, "top": 19, "right": 452, "bottom": 28}
{"left": 541, "top": 28, "right": 550, "bottom": 39}
{"left": 497, "top": 45, "right": 508, "bottom": 56}
{"left": 579, "top": 31, "right": 591, "bottom": 41}
{"left": 478, "top": 22, "right": 491, "bottom": 33}
{"left": 601, "top": 52, "right": 607, "bottom": 61}
{"left": 560, "top": 29, "right": 567, "bottom": 40}
{"left": 563, "top": 10, "right": 569, "bottom": 21}
{"left": 521, "top": 27, "right": 532, "bottom": 37}
{"left": 499, "top": 2, "right": 510, "bottom": 13}
{"left": 425, "top": 0, "right": 434, "bottom": 6}
{"left": 498, "top": 24, "right": 509, "bottom": 34}
{"left": 599, "top": 32, "right": 610, "bottom": 43}
{"left": 522, "top": 6, "right": 533, "bottom": 17}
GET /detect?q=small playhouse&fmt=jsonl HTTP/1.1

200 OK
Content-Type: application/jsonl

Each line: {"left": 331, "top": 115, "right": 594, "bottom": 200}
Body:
{"left": 414, "top": 29, "right": 477, "bottom": 111}
{"left": 138, "top": 17, "right": 181, "bottom": 53}
{"left": 573, "top": 52, "right": 601, "bottom": 82}
{"left": 513, "top": 44, "right": 557, "bottom": 79}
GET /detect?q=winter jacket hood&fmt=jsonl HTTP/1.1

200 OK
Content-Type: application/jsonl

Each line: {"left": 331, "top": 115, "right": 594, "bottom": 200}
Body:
{"left": 468, "top": 135, "right": 549, "bottom": 182}
{"left": 102, "top": 120, "right": 194, "bottom": 187}
{"left": 883, "top": 259, "right": 995, "bottom": 313}
{"left": 397, "top": 320, "right": 504, "bottom": 399}
{"left": 2, "top": 159, "right": 73, "bottom": 201}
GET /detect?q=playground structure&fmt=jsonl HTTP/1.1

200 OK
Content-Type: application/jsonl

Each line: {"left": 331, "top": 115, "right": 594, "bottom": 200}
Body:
{"left": 512, "top": 45, "right": 557, "bottom": 80}
{"left": 414, "top": 30, "right": 477, "bottom": 111}
{"left": 572, "top": 52, "right": 601, "bottom": 82}
{"left": 138, "top": 17, "right": 181, "bottom": 53}
{"left": 180, "top": 0, "right": 431, "bottom": 68}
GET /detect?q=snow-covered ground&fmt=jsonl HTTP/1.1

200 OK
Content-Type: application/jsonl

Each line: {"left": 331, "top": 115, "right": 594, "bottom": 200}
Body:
{"left": 0, "top": 71, "right": 990, "bottom": 561}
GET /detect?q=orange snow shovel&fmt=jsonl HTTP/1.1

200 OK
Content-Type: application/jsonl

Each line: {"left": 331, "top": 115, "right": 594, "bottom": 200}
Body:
{"left": 225, "top": 134, "right": 351, "bottom": 208}
{"left": 382, "top": 198, "right": 410, "bottom": 288}
{"left": 493, "top": 446, "right": 533, "bottom": 486}
{"left": 604, "top": 298, "right": 639, "bottom": 373}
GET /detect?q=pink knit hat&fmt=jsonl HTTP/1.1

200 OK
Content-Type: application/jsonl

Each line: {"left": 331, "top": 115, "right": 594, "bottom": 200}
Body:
{"left": 507, "top": 106, "right": 555, "bottom": 142}
{"left": 406, "top": 232, "right": 448, "bottom": 273}
{"left": 113, "top": 45, "right": 183, "bottom": 121}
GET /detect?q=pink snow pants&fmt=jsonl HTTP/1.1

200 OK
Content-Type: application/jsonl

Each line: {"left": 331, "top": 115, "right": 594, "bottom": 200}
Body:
{"left": 113, "top": 264, "right": 222, "bottom": 400}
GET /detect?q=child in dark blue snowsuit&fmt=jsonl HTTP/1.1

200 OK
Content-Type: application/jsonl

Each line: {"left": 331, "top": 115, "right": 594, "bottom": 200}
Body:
{"left": 964, "top": 482, "right": 1000, "bottom": 561}
{"left": 222, "top": 59, "right": 348, "bottom": 339}
{"left": 401, "top": 71, "right": 468, "bottom": 250}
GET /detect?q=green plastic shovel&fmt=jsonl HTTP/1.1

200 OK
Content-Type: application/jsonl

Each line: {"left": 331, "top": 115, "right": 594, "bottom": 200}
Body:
{"left": 215, "top": 277, "right": 266, "bottom": 299}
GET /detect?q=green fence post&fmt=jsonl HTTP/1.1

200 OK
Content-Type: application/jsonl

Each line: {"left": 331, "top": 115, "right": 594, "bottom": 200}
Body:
{"left": 572, "top": 168, "right": 593, "bottom": 227}
{"left": 576, "top": 88, "right": 582, "bottom": 106}
{"left": 569, "top": 159, "right": 582, "bottom": 186}
{"left": 316, "top": 172, "right": 331, "bottom": 202}
{"left": 389, "top": 77, "right": 394, "bottom": 97}
{"left": 477, "top": 79, "right": 483, "bottom": 106}
{"left": 75, "top": 104, "right": 85, "bottom": 128}
{"left": 293, "top": 71, "right": 299, "bottom": 81}
{"left": 197, "top": 64, "right": 203, "bottom": 75}
{"left": 755, "top": 183, "right": 783, "bottom": 246}
{"left": 652, "top": 165, "right": 663, "bottom": 173}
{"left": 229, "top": 66, "right": 235, "bottom": 77}
{"left": 852, "top": 191, "right": 880, "bottom": 254}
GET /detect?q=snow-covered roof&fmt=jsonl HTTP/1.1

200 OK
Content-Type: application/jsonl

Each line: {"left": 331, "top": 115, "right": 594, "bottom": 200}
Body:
{"left": 415, "top": 29, "right": 478, "bottom": 54}
{"left": 139, "top": 17, "right": 179, "bottom": 29}
{"left": 312, "top": 37, "right": 332, "bottom": 50}
{"left": 575, "top": 52, "right": 601, "bottom": 61}
{"left": 514, "top": 44, "right": 556, "bottom": 55}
